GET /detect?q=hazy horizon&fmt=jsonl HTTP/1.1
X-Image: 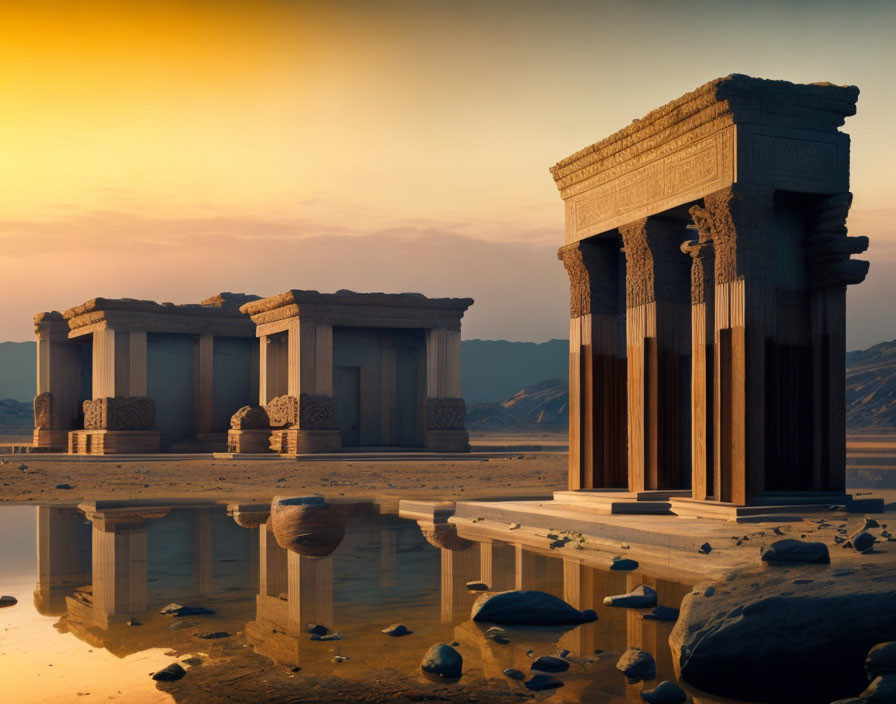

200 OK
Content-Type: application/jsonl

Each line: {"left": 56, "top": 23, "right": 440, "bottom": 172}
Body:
{"left": 2, "top": 0, "right": 895, "bottom": 347}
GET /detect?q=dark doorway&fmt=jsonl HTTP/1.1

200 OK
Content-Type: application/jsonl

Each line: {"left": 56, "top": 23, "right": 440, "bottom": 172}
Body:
{"left": 334, "top": 365, "right": 361, "bottom": 447}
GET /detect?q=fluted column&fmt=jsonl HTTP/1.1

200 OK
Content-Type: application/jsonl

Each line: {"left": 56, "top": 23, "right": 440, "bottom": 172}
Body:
{"left": 620, "top": 216, "right": 693, "bottom": 492}
{"left": 558, "top": 239, "right": 627, "bottom": 490}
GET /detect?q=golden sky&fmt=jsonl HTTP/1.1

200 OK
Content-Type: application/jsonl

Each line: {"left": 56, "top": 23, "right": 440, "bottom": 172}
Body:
{"left": 1, "top": 0, "right": 895, "bottom": 346}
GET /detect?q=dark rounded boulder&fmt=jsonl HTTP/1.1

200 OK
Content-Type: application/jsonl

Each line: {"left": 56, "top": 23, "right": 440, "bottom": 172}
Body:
{"left": 531, "top": 655, "right": 569, "bottom": 673}
{"left": 640, "top": 680, "right": 687, "bottom": 703}
{"left": 616, "top": 647, "right": 656, "bottom": 683}
{"left": 524, "top": 674, "right": 563, "bottom": 691}
{"left": 761, "top": 539, "right": 830, "bottom": 565}
{"left": 471, "top": 590, "right": 587, "bottom": 625}
{"left": 866, "top": 642, "right": 896, "bottom": 680}
{"left": 152, "top": 663, "right": 186, "bottom": 681}
{"left": 421, "top": 643, "right": 463, "bottom": 678}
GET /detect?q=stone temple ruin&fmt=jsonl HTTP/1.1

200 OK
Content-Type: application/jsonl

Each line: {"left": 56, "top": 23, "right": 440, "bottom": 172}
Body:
{"left": 33, "top": 290, "right": 472, "bottom": 455}
{"left": 553, "top": 75, "right": 869, "bottom": 517}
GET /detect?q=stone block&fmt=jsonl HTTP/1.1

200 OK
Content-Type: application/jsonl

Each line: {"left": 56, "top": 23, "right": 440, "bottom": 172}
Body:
{"left": 227, "top": 429, "right": 272, "bottom": 453}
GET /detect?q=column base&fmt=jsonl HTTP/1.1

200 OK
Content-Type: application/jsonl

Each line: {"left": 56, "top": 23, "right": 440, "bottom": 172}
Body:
{"left": 68, "top": 430, "right": 160, "bottom": 455}
{"left": 669, "top": 492, "right": 864, "bottom": 522}
{"left": 425, "top": 429, "right": 471, "bottom": 453}
{"left": 271, "top": 428, "right": 342, "bottom": 454}
{"left": 33, "top": 429, "right": 69, "bottom": 450}
{"left": 227, "top": 429, "right": 273, "bottom": 453}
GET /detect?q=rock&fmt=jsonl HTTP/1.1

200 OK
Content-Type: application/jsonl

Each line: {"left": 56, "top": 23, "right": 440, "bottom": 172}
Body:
{"left": 0, "top": 595, "right": 18, "bottom": 608}
{"left": 420, "top": 643, "right": 463, "bottom": 678}
{"left": 866, "top": 642, "right": 896, "bottom": 680}
{"left": 503, "top": 667, "right": 525, "bottom": 680}
{"left": 640, "top": 680, "right": 687, "bottom": 703}
{"left": 847, "top": 531, "right": 877, "bottom": 554}
{"left": 310, "top": 633, "right": 341, "bottom": 641}
{"left": 270, "top": 495, "right": 346, "bottom": 557}
{"left": 55, "top": 483, "right": 72, "bottom": 490}
{"left": 196, "top": 631, "right": 230, "bottom": 639}
{"left": 761, "top": 539, "right": 830, "bottom": 565}
{"left": 509, "top": 523, "right": 520, "bottom": 530}
{"left": 152, "top": 663, "right": 186, "bottom": 682}
{"left": 581, "top": 608, "right": 598, "bottom": 622}
{"left": 485, "top": 626, "right": 509, "bottom": 643}
{"left": 616, "top": 648, "right": 656, "bottom": 683}
{"left": 524, "top": 674, "right": 563, "bottom": 691}
{"left": 160, "top": 602, "right": 183, "bottom": 614}
{"left": 531, "top": 655, "right": 569, "bottom": 673}
{"left": 698, "top": 542, "right": 712, "bottom": 554}
{"left": 166, "top": 606, "right": 214, "bottom": 617}
{"left": 611, "top": 558, "right": 639, "bottom": 571}
{"left": 642, "top": 606, "right": 679, "bottom": 622}
{"left": 465, "top": 581, "right": 489, "bottom": 591}
{"left": 307, "top": 624, "right": 328, "bottom": 636}
{"left": 127, "top": 618, "right": 141, "bottom": 626}
{"left": 471, "top": 590, "right": 588, "bottom": 625}
{"left": 603, "top": 585, "right": 657, "bottom": 608}
{"left": 669, "top": 567, "right": 896, "bottom": 702}
{"left": 382, "top": 624, "right": 409, "bottom": 637}
{"left": 831, "top": 675, "right": 896, "bottom": 703}
{"left": 863, "top": 518, "right": 881, "bottom": 530}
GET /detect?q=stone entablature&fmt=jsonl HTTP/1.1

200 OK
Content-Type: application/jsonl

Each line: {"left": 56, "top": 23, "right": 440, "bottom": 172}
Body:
{"left": 550, "top": 75, "right": 859, "bottom": 244}
{"left": 240, "top": 289, "right": 473, "bottom": 334}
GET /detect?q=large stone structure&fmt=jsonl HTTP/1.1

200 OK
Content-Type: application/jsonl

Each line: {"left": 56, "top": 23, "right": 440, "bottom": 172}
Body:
{"left": 552, "top": 75, "right": 869, "bottom": 515}
{"left": 34, "top": 289, "right": 473, "bottom": 455}
{"left": 232, "top": 290, "right": 473, "bottom": 454}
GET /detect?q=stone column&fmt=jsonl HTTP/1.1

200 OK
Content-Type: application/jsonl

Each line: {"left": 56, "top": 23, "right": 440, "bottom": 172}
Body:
{"left": 619, "top": 216, "right": 693, "bottom": 492}
{"left": 194, "top": 334, "right": 214, "bottom": 435}
{"left": 558, "top": 238, "right": 627, "bottom": 490}
{"left": 683, "top": 213, "right": 716, "bottom": 500}
{"left": 33, "top": 314, "right": 82, "bottom": 448}
{"left": 287, "top": 320, "right": 334, "bottom": 397}
{"left": 702, "top": 185, "right": 776, "bottom": 505}
{"left": 424, "top": 326, "right": 469, "bottom": 452}
{"left": 259, "top": 333, "right": 288, "bottom": 405}
{"left": 806, "top": 193, "right": 869, "bottom": 493}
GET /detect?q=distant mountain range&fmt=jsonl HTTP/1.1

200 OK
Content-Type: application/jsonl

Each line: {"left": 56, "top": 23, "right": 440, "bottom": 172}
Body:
{"left": 3, "top": 337, "right": 896, "bottom": 432}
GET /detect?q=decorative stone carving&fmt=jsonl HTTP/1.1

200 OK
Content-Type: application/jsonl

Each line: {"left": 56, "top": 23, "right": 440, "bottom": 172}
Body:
{"left": 806, "top": 192, "right": 870, "bottom": 288}
{"left": 426, "top": 397, "right": 466, "bottom": 430}
{"left": 34, "top": 392, "right": 52, "bottom": 429}
{"left": 265, "top": 395, "right": 299, "bottom": 429}
{"left": 685, "top": 207, "right": 716, "bottom": 305}
{"left": 619, "top": 217, "right": 691, "bottom": 307}
{"left": 230, "top": 405, "right": 270, "bottom": 430}
{"left": 298, "top": 393, "right": 339, "bottom": 431}
{"left": 82, "top": 397, "right": 155, "bottom": 430}
{"left": 557, "top": 239, "right": 622, "bottom": 317}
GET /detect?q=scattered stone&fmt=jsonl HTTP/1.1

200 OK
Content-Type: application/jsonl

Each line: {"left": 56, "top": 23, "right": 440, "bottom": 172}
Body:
{"left": 290, "top": 666, "right": 301, "bottom": 673}
{"left": 580, "top": 608, "right": 598, "bottom": 622}
{"left": 864, "top": 518, "right": 881, "bottom": 530}
{"left": 0, "top": 595, "right": 18, "bottom": 608}
{"left": 465, "top": 580, "right": 489, "bottom": 591}
{"left": 831, "top": 675, "right": 896, "bottom": 703}
{"left": 531, "top": 655, "right": 569, "bottom": 673}
{"left": 546, "top": 533, "right": 559, "bottom": 540}
{"left": 509, "top": 523, "right": 521, "bottom": 530}
{"left": 382, "top": 624, "right": 409, "bottom": 637}
{"left": 835, "top": 535, "right": 847, "bottom": 544}
{"left": 761, "top": 538, "right": 830, "bottom": 565}
{"left": 557, "top": 649, "right": 570, "bottom": 658}
{"left": 502, "top": 667, "right": 525, "bottom": 681}
{"left": 471, "top": 590, "right": 588, "bottom": 625}
{"left": 846, "top": 531, "right": 877, "bottom": 554}
{"left": 421, "top": 643, "right": 463, "bottom": 678}
{"left": 168, "top": 606, "right": 214, "bottom": 617}
{"left": 526, "top": 649, "right": 535, "bottom": 658}
{"left": 195, "top": 631, "right": 230, "bottom": 639}
{"left": 127, "top": 618, "right": 141, "bottom": 627}
{"left": 698, "top": 542, "right": 712, "bottom": 554}
{"left": 485, "top": 626, "right": 508, "bottom": 642}
{"left": 55, "top": 483, "right": 72, "bottom": 490}
{"left": 18, "top": 463, "right": 27, "bottom": 470}
{"left": 152, "top": 663, "right": 186, "bottom": 682}
{"left": 772, "top": 526, "right": 785, "bottom": 535}
{"left": 611, "top": 558, "right": 639, "bottom": 571}
{"left": 524, "top": 674, "right": 563, "bottom": 691}
{"left": 703, "top": 586, "right": 715, "bottom": 597}
{"left": 866, "top": 642, "right": 896, "bottom": 680}
{"left": 310, "top": 633, "right": 341, "bottom": 641}
{"left": 616, "top": 648, "right": 656, "bottom": 683}
{"left": 640, "top": 680, "right": 687, "bottom": 703}
{"left": 642, "top": 606, "right": 679, "bottom": 622}
{"left": 603, "top": 585, "right": 657, "bottom": 608}
{"left": 331, "top": 655, "right": 349, "bottom": 663}
{"left": 307, "top": 624, "right": 328, "bottom": 636}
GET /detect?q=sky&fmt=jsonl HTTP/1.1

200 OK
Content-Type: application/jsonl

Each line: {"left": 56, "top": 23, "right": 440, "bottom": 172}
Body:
{"left": 1, "top": 0, "right": 894, "bottom": 348}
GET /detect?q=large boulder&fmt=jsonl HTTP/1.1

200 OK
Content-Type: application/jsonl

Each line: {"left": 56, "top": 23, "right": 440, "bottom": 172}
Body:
{"left": 616, "top": 647, "right": 656, "bottom": 683}
{"left": 270, "top": 495, "right": 345, "bottom": 557}
{"left": 831, "top": 676, "right": 896, "bottom": 703}
{"left": 866, "top": 642, "right": 896, "bottom": 680}
{"left": 420, "top": 643, "right": 462, "bottom": 678}
{"left": 669, "top": 567, "right": 896, "bottom": 703}
{"left": 761, "top": 539, "right": 830, "bottom": 565}
{"left": 471, "top": 590, "right": 587, "bottom": 625}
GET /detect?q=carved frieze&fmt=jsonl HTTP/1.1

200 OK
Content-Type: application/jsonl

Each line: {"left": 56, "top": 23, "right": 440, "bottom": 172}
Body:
{"left": 82, "top": 397, "right": 155, "bottom": 430}
{"left": 805, "top": 192, "right": 869, "bottom": 289}
{"left": 425, "top": 397, "right": 466, "bottom": 430}
{"left": 298, "top": 393, "right": 339, "bottom": 431}
{"left": 230, "top": 405, "right": 270, "bottom": 430}
{"left": 265, "top": 395, "right": 299, "bottom": 429}
{"left": 33, "top": 392, "right": 52, "bottom": 430}
{"left": 619, "top": 217, "right": 691, "bottom": 307}
{"left": 557, "top": 239, "right": 622, "bottom": 317}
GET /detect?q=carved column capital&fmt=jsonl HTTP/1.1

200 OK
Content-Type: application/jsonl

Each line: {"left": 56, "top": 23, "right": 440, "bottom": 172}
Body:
{"left": 805, "top": 192, "right": 869, "bottom": 288}
{"left": 619, "top": 216, "right": 690, "bottom": 307}
{"left": 681, "top": 236, "right": 715, "bottom": 305}
{"left": 557, "top": 239, "right": 620, "bottom": 317}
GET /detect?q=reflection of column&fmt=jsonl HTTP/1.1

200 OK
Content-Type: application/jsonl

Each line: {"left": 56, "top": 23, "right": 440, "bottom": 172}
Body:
{"left": 380, "top": 526, "right": 397, "bottom": 588}
{"left": 558, "top": 238, "right": 628, "bottom": 490}
{"left": 35, "top": 507, "right": 91, "bottom": 612}
{"left": 620, "top": 216, "right": 693, "bottom": 492}
{"left": 479, "top": 542, "right": 515, "bottom": 591}
{"left": 559, "top": 560, "right": 598, "bottom": 655}
{"left": 514, "top": 544, "right": 537, "bottom": 590}
{"left": 259, "top": 520, "right": 288, "bottom": 598}
{"left": 286, "top": 554, "right": 334, "bottom": 634}
{"left": 441, "top": 544, "right": 479, "bottom": 623}
{"left": 682, "top": 215, "right": 716, "bottom": 500}
{"left": 192, "top": 508, "right": 213, "bottom": 596}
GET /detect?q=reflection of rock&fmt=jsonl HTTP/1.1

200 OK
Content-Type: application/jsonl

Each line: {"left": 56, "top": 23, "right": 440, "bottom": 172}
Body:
{"left": 670, "top": 567, "right": 896, "bottom": 703}
{"left": 270, "top": 495, "right": 345, "bottom": 558}
{"left": 152, "top": 663, "right": 186, "bottom": 681}
{"left": 640, "top": 680, "right": 687, "bottom": 703}
{"left": 471, "top": 590, "right": 587, "bottom": 625}
{"left": 531, "top": 655, "right": 569, "bottom": 672}
{"left": 603, "top": 584, "right": 657, "bottom": 608}
{"left": 419, "top": 523, "right": 473, "bottom": 551}
{"left": 831, "top": 675, "right": 896, "bottom": 704}
{"left": 616, "top": 647, "right": 656, "bottom": 683}
{"left": 227, "top": 504, "right": 270, "bottom": 529}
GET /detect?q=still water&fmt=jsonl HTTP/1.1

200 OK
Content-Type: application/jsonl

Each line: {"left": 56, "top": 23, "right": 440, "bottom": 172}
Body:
{"left": 0, "top": 498, "right": 750, "bottom": 703}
